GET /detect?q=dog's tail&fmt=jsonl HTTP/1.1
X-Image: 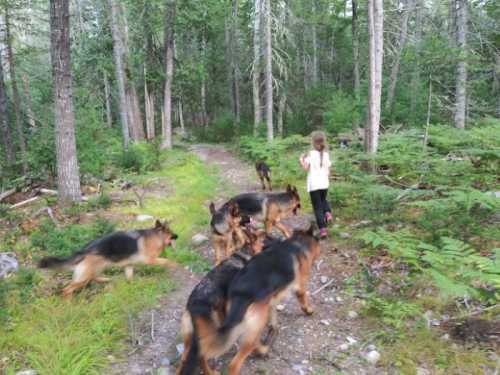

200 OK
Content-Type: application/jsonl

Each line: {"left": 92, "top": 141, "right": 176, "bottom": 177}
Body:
{"left": 38, "top": 252, "right": 84, "bottom": 270}
{"left": 178, "top": 313, "right": 200, "bottom": 375}
{"left": 203, "top": 295, "right": 252, "bottom": 357}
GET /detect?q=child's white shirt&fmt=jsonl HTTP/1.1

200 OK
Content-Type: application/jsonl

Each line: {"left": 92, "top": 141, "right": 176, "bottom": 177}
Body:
{"left": 305, "top": 150, "right": 331, "bottom": 192}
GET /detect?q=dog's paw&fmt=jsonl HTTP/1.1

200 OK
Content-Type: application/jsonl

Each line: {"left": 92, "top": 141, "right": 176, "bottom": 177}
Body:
{"left": 254, "top": 344, "right": 270, "bottom": 357}
{"left": 303, "top": 306, "right": 314, "bottom": 316}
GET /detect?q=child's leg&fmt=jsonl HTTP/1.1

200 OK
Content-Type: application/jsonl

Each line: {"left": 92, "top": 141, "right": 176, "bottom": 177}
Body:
{"left": 310, "top": 190, "right": 326, "bottom": 229}
{"left": 320, "top": 189, "right": 332, "bottom": 214}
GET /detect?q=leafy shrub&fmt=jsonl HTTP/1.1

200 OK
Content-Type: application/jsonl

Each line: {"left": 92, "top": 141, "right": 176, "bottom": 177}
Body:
{"left": 323, "top": 90, "right": 360, "bottom": 135}
{"left": 328, "top": 182, "right": 356, "bottom": 208}
{"left": 358, "top": 184, "right": 400, "bottom": 222}
{"left": 360, "top": 229, "right": 500, "bottom": 302}
{"left": 363, "top": 295, "right": 421, "bottom": 330}
{"left": 115, "top": 141, "right": 161, "bottom": 173}
{"left": 31, "top": 218, "right": 115, "bottom": 258}
{"left": 192, "top": 112, "right": 246, "bottom": 142}
{"left": 87, "top": 193, "right": 113, "bottom": 210}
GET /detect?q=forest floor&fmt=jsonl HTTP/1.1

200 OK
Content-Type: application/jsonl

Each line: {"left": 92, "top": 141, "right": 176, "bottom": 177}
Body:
{"left": 110, "top": 144, "right": 385, "bottom": 375}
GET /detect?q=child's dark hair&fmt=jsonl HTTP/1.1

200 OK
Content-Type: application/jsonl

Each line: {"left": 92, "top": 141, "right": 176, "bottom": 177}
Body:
{"left": 311, "top": 131, "right": 328, "bottom": 167}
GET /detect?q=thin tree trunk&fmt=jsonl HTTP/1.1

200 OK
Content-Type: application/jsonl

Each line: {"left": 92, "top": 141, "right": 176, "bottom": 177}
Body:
{"left": 311, "top": 0, "right": 319, "bottom": 86}
{"left": 277, "top": 92, "right": 286, "bottom": 137}
{"left": 494, "top": 52, "right": 500, "bottom": 118}
{"left": 103, "top": 71, "right": 112, "bottom": 128}
{"left": 423, "top": 76, "right": 432, "bottom": 152}
{"left": 352, "top": 0, "right": 360, "bottom": 130}
{"left": 50, "top": 0, "right": 82, "bottom": 204}
{"left": 453, "top": 0, "right": 467, "bottom": 129}
{"left": 108, "top": 0, "right": 129, "bottom": 148}
{"left": 0, "top": 52, "right": 14, "bottom": 166}
{"left": 385, "top": 0, "right": 413, "bottom": 118}
{"left": 144, "top": 71, "right": 155, "bottom": 139}
{"left": 365, "top": 0, "right": 384, "bottom": 155}
{"left": 201, "top": 30, "right": 208, "bottom": 128}
{"left": 178, "top": 98, "right": 184, "bottom": 133}
{"left": 128, "top": 85, "right": 144, "bottom": 140}
{"left": 252, "top": 0, "right": 262, "bottom": 136}
{"left": 21, "top": 73, "right": 36, "bottom": 129}
{"left": 263, "top": 0, "right": 273, "bottom": 142}
{"left": 410, "top": 0, "right": 423, "bottom": 122}
{"left": 161, "top": 0, "right": 175, "bottom": 149}
{"left": 231, "top": 0, "right": 241, "bottom": 127}
{"left": 5, "top": 9, "right": 27, "bottom": 173}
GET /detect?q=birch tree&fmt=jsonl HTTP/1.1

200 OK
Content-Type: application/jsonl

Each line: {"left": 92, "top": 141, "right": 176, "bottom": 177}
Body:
{"left": 263, "top": 0, "right": 273, "bottom": 142}
{"left": 252, "top": 0, "right": 262, "bottom": 136}
{"left": 453, "top": 0, "right": 467, "bottom": 129}
{"left": 161, "top": 0, "right": 175, "bottom": 149}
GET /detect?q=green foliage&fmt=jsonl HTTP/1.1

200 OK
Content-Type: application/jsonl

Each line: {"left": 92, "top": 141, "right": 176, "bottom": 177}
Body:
{"left": 363, "top": 295, "right": 421, "bottom": 331}
{"left": 31, "top": 218, "right": 115, "bottom": 258}
{"left": 115, "top": 141, "right": 161, "bottom": 173}
{"left": 360, "top": 229, "right": 500, "bottom": 301}
{"left": 86, "top": 193, "right": 113, "bottom": 210}
{"left": 358, "top": 184, "right": 400, "bottom": 222}
{"left": 323, "top": 90, "right": 359, "bottom": 135}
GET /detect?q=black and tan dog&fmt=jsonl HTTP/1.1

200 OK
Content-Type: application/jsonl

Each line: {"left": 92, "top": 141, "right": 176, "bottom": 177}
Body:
{"left": 38, "top": 220, "right": 177, "bottom": 298}
{"left": 176, "top": 227, "right": 278, "bottom": 375}
{"left": 209, "top": 201, "right": 249, "bottom": 265}
{"left": 213, "top": 185, "right": 301, "bottom": 242}
{"left": 179, "top": 225, "right": 319, "bottom": 375}
{"left": 255, "top": 161, "right": 272, "bottom": 191}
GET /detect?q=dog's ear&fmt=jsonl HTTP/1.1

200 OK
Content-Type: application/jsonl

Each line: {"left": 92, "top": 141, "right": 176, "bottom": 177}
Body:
{"left": 292, "top": 186, "right": 298, "bottom": 194}
{"left": 155, "top": 219, "right": 163, "bottom": 229}
{"left": 286, "top": 184, "right": 292, "bottom": 193}
{"left": 209, "top": 202, "right": 216, "bottom": 215}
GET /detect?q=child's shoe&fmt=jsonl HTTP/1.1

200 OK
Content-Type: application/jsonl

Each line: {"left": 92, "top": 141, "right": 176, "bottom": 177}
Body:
{"left": 319, "top": 228, "right": 327, "bottom": 238}
{"left": 325, "top": 212, "right": 333, "bottom": 224}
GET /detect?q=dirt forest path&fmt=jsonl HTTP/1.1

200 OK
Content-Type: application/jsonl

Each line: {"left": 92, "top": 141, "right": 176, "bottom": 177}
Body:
{"left": 111, "top": 144, "right": 380, "bottom": 375}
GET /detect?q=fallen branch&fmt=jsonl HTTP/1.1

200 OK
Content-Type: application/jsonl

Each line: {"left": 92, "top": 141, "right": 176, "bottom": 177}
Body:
{"left": 0, "top": 188, "right": 16, "bottom": 202}
{"left": 312, "top": 278, "right": 335, "bottom": 296}
{"left": 10, "top": 196, "right": 39, "bottom": 209}
{"left": 32, "top": 206, "right": 59, "bottom": 226}
{"left": 445, "top": 303, "right": 500, "bottom": 322}
{"left": 39, "top": 188, "right": 58, "bottom": 196}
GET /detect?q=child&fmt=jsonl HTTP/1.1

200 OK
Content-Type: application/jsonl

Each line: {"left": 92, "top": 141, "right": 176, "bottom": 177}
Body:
{"left": 299, "top": 131, "right": 332, "bottom": 238}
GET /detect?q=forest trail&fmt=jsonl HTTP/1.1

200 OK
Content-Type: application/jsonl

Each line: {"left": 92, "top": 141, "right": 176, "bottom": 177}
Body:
{"left": 110, "top": 145, "right": 380, "bottom": 375}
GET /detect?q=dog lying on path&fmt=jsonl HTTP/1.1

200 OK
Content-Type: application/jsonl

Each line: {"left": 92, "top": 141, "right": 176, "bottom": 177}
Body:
{"left": 38, "top": 220, "right": 177, "bottom": 298}
{"left": 176, "top": 227, "right": 277, "bottom": 375}
{"left": 179, "top": 225, "right": 319, "bottom": 375}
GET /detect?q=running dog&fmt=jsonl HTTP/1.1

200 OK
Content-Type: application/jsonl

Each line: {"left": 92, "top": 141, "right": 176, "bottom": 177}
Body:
{"left": 176, "top": 228, "right": 278, "bottom": 375}
{"left": 255, "top": 161, "right": 272, "bottom": 191}
{"left": 38, "top": 220, "right": 178, "bottom": 298}
{"left": 213, "top": 185, "right": 301, "bottom": 240}
{"left": 209, "top": 201, "right": 249, "bottom": 265}
{"left": 183, "top": 225, "right": 319, "bottom": 375}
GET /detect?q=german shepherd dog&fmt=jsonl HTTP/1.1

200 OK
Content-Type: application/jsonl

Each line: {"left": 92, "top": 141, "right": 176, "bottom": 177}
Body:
{"left": 179, "top": 226, "right": 319, "bottom": 375}
{"left": 176, "top": 228, "right": 278, "bottom": 375}
{"left": 219, "top": 184, "right": 301, "bottom": 239}
{"left": 38, "top": 220, "right": 178, "bottom": 298}
{"left": 255, "top": 161, "right": 272, "bottom": 191}
{"left": 209, "top": 201, "right": 250, "bottom": 265}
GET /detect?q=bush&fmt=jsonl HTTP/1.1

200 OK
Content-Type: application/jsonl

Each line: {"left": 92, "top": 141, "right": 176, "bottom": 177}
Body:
{"left": 31, "top": 218, "right": 115, "bottom": 258}
{"left": 115, "top": 141, "right": 161, "bottom": 173}
{"left": 323, "top": 90, "right": 360, "bottom": 135}
{"left": 358, "top": 184, "right": 400, "bottom": 222}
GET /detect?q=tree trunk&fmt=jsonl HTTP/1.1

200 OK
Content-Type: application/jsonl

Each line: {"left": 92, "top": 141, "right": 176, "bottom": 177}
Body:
{"left": 103, "top": 71, "right": 112, "bottom": 128}
{"left": 231, "top": 0, "right": 241, "bottom": 127}
{"left": 263, "top": 0, "right": 273, "bottom": 142}
{"left": 385, "top": 0, "right": 413, "bottom": 119}
{"left": 5, "top": 9, "right": 27, "bottom": 173}
{"left": 50, "top": 0, "right": 82, "bottom": 204}
{"left": 21, "top": 73, "right": 36, "bottom": 129}
{"left": 277, "top": 92, "right": 286, "bottom": 137}
{"left": 252, "top": 0, "right": 262, "bottom": 136}
{"left": 161, "top": 0, "right": 175, "bottom": 149}
{"left": 352, "top": 0, "right": 360, "bottom": 130}
{"left": 365, "top": 0, "right": 384, "bottom": 155}
{"left": 127, "top": 85, "right": 145, "bottom": 141}
{"left": 0, "top": 52, "right": 14, "bottom": 166}
{"left": 410, "top": 0, "right": 423, "bottom": 122}
{"left": 494, "top": 52, "right": 500, "bottom": 118}
{"left": 201, "top": 30, "right": 208, "bottom": 128}
{"left": 311, "top": 0, "right": 319, "bottom": 86}
{"left": 108, "top": 0, "right": 129, "bottom": 148}
{"left": 178, "top": 98, "right": 184, "bottom": 133}
{"left": 144, "top": 70, "right": 155, "bottom": 140}
{"left": 453, "top": 0, "right": 467, "bottom": 129}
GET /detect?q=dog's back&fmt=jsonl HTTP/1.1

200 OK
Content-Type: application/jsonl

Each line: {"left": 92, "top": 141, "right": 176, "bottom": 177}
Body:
{"left": 255, "top": 161, "right": 272, "bottom": 190}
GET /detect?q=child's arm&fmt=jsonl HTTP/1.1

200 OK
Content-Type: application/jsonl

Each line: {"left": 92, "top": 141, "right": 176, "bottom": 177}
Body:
{"left": 299, "top": 153, "right": 310, "bottom": 171}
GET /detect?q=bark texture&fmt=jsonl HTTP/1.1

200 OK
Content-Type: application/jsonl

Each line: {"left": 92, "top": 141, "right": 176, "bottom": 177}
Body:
{"left": 252, "top": 0, "right": 262, "bottom": 135}
{"left": 453, "top": 0, "right": 467, "bottom": 129}
{"left": 263, "top": 0, "right": 273, "bottom": 142}
{"left": 161, "top": 0, "right": 175, "bottom": 149}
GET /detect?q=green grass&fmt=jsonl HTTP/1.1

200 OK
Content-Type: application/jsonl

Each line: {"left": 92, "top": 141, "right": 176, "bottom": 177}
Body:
{"left": 0, "top": 148, "right": 218, "bottom": 374}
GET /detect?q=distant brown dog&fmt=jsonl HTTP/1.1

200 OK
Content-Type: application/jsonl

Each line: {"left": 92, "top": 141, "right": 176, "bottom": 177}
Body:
{"left": 38, "top": 220, "right": 177, "bottom": 298}
{"left": 255, "top": 161, "right": 272, "bottom": 191}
